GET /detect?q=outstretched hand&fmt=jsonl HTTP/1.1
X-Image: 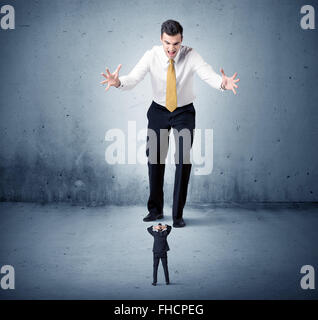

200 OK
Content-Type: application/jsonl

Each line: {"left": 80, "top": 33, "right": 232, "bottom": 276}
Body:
{"left": 220, "top": 68, "right": 240, "bottom": 95}
{"left": 100, "top": 64, "right": 122, "bottom": 91}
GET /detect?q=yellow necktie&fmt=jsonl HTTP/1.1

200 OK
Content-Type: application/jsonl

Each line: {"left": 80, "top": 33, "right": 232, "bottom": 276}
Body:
{"left": 166, "top": 59, "right": 177, "bottom": 112}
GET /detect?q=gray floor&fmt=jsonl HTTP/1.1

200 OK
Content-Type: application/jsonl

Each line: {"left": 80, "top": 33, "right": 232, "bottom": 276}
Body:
{"left": 0, "top": 202, "right": 318, "bottom": 300}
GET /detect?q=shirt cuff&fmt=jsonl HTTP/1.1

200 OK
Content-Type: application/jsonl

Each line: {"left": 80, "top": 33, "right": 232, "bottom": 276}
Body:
{"left": 117, "top": 76, "right": 125, "bottom": 89}
{"left": 219, "top": 79, "right": 226, "bottom": 92}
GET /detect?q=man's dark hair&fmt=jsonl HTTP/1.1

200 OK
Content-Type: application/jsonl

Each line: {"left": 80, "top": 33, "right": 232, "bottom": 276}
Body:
{"left": 158, "top": 223, "right": 162, "bottom": 226}
{"left": 161, "top": 20, "right": 183, "bottom": 38}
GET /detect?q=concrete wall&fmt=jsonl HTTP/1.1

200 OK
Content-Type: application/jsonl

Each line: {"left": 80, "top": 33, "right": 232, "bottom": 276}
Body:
{"left": 0, "top": 0, "right": 317, "bottom": 204}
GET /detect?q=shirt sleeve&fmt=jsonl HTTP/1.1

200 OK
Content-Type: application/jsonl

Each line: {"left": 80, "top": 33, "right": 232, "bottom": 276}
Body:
{"left": 117, "top": 49, "right": 151, "bottom": 91}
{"left": 191, "top": 49, "right": 224, "bottom": 92}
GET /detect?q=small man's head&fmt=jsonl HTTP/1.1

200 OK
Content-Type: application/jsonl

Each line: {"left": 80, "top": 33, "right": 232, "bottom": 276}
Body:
{"left": 156, "top": 223, "right": 165, "bottom": 230}
{"left": 160, "top": 19, "right": 183, "bottom": 60}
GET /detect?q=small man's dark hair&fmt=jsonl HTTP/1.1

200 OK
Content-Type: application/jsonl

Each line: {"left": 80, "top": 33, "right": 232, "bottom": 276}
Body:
{"left": 158, "top": 223, "right": 162, "bottom": 226}
{"left": 161, "top": 19, "right": 183, "bottom": 38}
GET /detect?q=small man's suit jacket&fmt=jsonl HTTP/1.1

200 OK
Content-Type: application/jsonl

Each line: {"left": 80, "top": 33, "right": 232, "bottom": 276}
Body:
{"left": 147, "top": 225, "right": 172, "bottom": 254}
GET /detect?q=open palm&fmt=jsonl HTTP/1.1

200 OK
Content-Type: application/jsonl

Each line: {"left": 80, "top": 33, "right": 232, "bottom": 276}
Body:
{"left": 220, "top": 68, "right": 240, "bottom": 95}
{"left": 100, "top": 64, "right": 122, "bottom": 91}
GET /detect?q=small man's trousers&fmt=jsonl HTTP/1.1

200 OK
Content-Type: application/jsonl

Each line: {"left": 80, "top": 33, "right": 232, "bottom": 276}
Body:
{"left": 153, "top": 252, "right": 169, "bottom": 283}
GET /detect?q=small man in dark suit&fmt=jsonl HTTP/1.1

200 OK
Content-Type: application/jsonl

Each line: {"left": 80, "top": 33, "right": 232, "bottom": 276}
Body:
{"left": 147, "top": 223, "right": 172, "bottom": 286}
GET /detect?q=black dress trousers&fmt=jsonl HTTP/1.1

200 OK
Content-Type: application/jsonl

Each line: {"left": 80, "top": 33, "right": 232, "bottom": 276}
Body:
{"left": 153, "top": 252, "right": 169, "bottom": 283}
{"left": 146, "top": 100, "right": 195, "bottom": 222}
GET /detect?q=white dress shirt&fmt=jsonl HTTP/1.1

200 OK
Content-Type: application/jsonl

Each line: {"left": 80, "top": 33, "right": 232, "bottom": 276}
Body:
{"left": 118, "top": 44, "right": 224, "bottom": 107}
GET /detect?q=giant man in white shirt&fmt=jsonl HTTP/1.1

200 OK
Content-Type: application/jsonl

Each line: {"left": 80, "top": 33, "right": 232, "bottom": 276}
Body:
{"left": 101, "top": 20, "right": 239, "bottom": 228}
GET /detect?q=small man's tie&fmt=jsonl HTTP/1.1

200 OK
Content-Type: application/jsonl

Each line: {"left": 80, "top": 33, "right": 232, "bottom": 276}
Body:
{"left": 165, "top": 59, "right": 177, "bottom": 112}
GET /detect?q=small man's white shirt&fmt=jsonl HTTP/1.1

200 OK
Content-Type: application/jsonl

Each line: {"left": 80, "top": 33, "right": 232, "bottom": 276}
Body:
{"left": 118, "top": 44, "right": 224, "bottom": 107}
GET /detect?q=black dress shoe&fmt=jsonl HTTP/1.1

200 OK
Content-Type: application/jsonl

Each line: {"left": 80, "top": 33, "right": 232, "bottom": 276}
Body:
{"left": 152, "top": 282, "right": 157, "bottom": 286}
{"left": 143, "top": 212, "right": 164, "bottom": 222}
{"left": 166, "top": 281, "right": 170, "bottom": 285}
{"left": 173, "top": 218, "right": 186, "bottom": 228}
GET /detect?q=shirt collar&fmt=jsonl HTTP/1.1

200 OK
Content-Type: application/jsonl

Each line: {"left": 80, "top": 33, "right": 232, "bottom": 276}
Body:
{"left": 160, "top": 44, "right": 182, "bottom": 65}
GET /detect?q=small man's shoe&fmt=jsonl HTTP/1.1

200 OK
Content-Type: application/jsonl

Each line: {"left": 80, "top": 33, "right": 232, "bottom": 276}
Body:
{"left": 152, "top": 282, "right": 157, "bottom": 286}
{"left": 173, "top": 218, "right": 186, "bottom": 228}
{"left": 143, "top": 212, "right": 164, "bottom": 222}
